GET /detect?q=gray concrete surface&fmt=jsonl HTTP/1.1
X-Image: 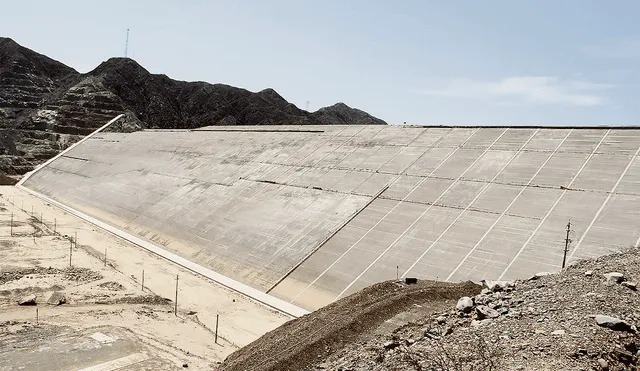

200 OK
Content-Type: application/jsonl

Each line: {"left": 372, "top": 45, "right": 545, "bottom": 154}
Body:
{"left": 0, "top": 325, "right": 172, "bottom": 371}
{"left": 24, "top": 126, "right": 640, "bottom": 311}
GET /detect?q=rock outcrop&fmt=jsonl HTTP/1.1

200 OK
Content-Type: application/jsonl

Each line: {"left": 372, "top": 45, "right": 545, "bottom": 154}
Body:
{"left": 0, "top": 37, "right": 387, "bottom": 175}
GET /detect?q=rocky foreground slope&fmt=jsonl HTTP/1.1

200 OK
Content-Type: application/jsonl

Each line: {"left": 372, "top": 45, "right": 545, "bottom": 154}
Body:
{"left": 220, "top": 248, "right": 640, "bottom": 371}
{"left": 0, "top": 37, "right": 386, "bottom": 175}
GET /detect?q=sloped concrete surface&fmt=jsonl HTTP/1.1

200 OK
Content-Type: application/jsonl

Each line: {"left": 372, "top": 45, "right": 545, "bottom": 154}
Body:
{"left": 24, "top": 125, "right": 640, "bottom": 310}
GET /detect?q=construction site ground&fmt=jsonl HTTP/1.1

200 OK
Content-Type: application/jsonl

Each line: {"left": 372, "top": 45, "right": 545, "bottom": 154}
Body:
{"left": 219, "top": 280, "right": 480, "bottom": 371}
{"left": 0, "top": 186, "right": 290, "bottom": 370}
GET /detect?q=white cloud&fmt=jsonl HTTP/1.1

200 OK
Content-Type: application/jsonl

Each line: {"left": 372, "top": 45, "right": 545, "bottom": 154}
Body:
{"left": 418, "top": 76, "right": 612, "bottom": 107}
{"left": 581, "top": 35, "right": 640, "bottom": 59}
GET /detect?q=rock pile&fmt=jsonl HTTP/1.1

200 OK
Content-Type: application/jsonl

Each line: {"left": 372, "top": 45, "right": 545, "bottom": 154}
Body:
{"left": 313, "top": 248, "right": 640, "bottom": 370}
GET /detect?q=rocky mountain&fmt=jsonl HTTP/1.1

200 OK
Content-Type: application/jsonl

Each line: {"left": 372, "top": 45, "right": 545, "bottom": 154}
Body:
{"left": 314, "top": 102, "right": 386, "bottom": 126}
{"left": 0, "top": 37, "right": 386, "bottom": 175}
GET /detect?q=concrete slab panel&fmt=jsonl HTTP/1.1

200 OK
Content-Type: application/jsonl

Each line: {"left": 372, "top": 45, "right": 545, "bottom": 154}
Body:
{"left": 408, "top": 127, "right": 452, "bottom": 147}
{"left": 461, "top": 128, "right": 506, "bottom": 149}
{"left": 448, "top": 216, "right": 541, "bottom": 282}
{"left": 560, "top": 129, "right": 607, "bottom": 153}
{"left": 405, "top": 177, "right": 455, "bottom": 204}
{"left": 378, "top": 146, "right": 427, "bottom": 173}
{"left": 615, "top": 156, "right": 640, "bottom": 194}
{"left": 495, "top": 151, "right": 552, "bottom": 185}
{"left": 530, "top": 152, "right": 591, "bottom": 187}
{"left": 598, "top": 131, "right": 640, "bottom": 154}
{"left": 404, "top": 147, "right": 457, "bottom": 176}
{"left": 352, "top": 172, "right": 396, "bottom": 196}
{"left": 462, "top": 150, "right": 518, "bottom": 181}
{"left": 433, "top": 149, "right": 489, "bottom": 179}
{"left": 492, "top": 129, "right": 537, "bottom": 150}
{"left": 436, "top": 180, "right": 487, "bottom": 208}
{"left": 571, "top": 194, "right": 640, "bottom": 259}
{"left": 470, "top": 183, "right": 524, "bottom": 214}
{"left": 436, "top": 128, "right": 479, "bottom": 148}
{"left": 381, "top": 175, "right": 423, "bottom": 200}
{"left": 358, "top": 146, "right": 402, "bottom": 171}
{"left": 571, "top": 153, "right": 635, "bottom": 192}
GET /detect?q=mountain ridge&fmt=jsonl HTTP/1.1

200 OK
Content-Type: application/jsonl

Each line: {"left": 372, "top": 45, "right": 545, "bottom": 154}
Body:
{"left": 0, "top": 37, "right": 386, "bottom": 175}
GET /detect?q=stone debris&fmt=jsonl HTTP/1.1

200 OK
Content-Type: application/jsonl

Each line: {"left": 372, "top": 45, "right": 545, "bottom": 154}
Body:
{"left": 481, "top": 280, "right": 512, "bottom": 292}
{"left": 306, "top": 246, "right": 640, "bottom": 371}
{"left": 475, "top": 305, "right": 500, "bottom": 320}
{"left": 383, "top": 340, "right": 400, "bottom": 350}
{"left": 18, "top": 294, "right": 36, "bottom": 306}
{"left": 528, "top": 272, "right": 552, "bottom": 281}
{"left": 597, "top": 358, "right": 609, "bottom": 370}
{"left": 47, "top": 291, "right": 66, "bottom": 306}
{"left": 604, "top": 272, "right": 625, "bottom": 285}
{"left": 594, "top": 315, "right": 636, "bottom": 333}
{"left": 455, "top": 296, "right": 474, "bottom": 313}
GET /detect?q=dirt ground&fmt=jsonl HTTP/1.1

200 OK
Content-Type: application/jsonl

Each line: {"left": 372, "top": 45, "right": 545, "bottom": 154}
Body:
{"left": 219, "top": 280, "right": 480, "bottom": 371}
{"left": 0, "top": 186, "right": 291, "bottom": 370}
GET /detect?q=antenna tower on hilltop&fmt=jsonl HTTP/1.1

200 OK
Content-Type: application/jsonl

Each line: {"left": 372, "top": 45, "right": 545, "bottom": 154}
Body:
{"left": 306, "top": 101, "right": 310, "bottom": 111}
{"left": 124, "top": 28, "right": 130, "bottom": 58}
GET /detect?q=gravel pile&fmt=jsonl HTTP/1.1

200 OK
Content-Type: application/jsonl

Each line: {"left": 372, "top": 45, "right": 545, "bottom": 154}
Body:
{"left": 1, "top": 267, "right": 102, "bottom": 285}
{"left": 219, "top": 281, "right": 479, "bottom": 371}
{"left": 314, "top": 248, "right": 640, "bottom": 371}
{"left": 61, "top": 267, "right": 103, "bottom": 282}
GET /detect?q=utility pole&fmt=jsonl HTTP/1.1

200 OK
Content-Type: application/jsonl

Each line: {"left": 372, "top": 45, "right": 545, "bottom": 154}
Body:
{"left": 215, "top": 314, "right": 219, "bottom": 344}
{"left": 174, "top": 274, "right": 179, "bottom": 316}
{"left": 562, "top": 219, "right": 572, "bottom": 269}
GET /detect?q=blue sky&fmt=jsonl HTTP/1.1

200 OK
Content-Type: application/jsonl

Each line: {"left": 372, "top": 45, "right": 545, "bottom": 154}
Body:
{"left": 2, "top": 1, "right": 639, "bottom": 125}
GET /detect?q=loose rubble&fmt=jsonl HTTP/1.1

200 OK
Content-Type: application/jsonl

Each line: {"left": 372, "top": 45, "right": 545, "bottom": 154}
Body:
{"left": 310, "top": 247, "right": 640, "bottom": 371}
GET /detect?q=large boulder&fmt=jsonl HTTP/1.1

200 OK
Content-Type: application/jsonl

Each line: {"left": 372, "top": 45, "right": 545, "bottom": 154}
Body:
{"left": 603, "top": 272, "right": 625, "bottom": 285}
{"left": 594, "top": 315, "right": 636, "bottom": 333}
{"left": 47, "top": 291, "right": 66, "bottom": 306}
{"left": 456, "top": 296, "right": 474, "bottom": 313}
{"left": 18, "top": 294, "right": 36, "bottom": 306}
{"left": 475, "top": 305, "right": 500, "bottom": 320}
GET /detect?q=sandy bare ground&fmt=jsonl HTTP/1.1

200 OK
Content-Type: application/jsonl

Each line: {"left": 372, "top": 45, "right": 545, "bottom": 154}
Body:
{"left": 0, "top": 186, "right": 290, "bottom": 370}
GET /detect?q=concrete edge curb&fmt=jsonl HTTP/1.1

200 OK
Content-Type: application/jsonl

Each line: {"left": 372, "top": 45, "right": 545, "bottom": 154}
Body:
{"left": 17, "top": 114, "right": 125, "bottom": 187}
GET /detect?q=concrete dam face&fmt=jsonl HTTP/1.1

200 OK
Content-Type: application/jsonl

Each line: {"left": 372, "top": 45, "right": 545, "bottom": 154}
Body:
{"left": 24, "top": 125, "right": 640, "bottom": 310}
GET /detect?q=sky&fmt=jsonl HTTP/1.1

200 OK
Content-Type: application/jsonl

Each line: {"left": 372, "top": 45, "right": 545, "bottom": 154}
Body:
{"left": 2, "top": 1, "right": 639, "bottom": 126}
